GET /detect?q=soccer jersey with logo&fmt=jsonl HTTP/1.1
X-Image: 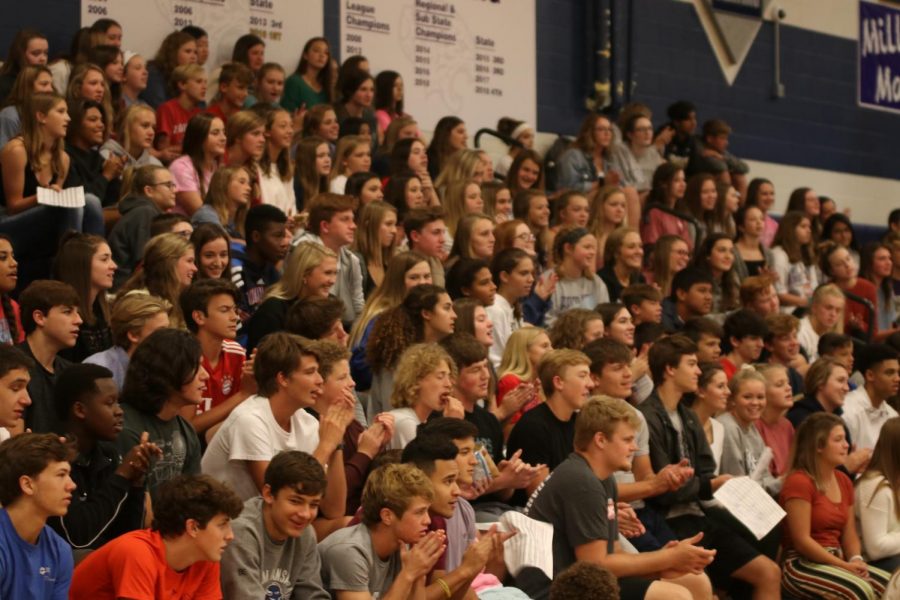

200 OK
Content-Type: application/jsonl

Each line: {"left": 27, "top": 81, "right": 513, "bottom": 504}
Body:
{"left": 197, "top": 340, "right": 246, "bottom": 415}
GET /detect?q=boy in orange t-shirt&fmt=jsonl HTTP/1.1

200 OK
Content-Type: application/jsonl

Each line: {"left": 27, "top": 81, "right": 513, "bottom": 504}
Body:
{"left": 68, "top": 474, "right": 243, "bottom": 600}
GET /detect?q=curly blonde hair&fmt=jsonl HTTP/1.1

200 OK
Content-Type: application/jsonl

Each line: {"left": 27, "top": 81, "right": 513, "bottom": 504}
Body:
{"left": 549, "top": 308, "right": 603, "bottom": 351}
{"left": 390, "top": 343, "right": 457, "bottom": 409}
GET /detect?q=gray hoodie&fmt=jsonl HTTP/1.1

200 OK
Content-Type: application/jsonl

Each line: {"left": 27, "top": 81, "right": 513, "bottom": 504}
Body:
{"left": 108, "top": 194, "right": 162, "bottom": 288}
{"left": 221, "top": 496, "right": 330, "bottom": 600}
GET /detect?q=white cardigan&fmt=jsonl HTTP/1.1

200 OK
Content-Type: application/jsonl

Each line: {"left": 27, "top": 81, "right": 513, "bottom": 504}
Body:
{"left": 856, "top": 474, "right": 900, "bottom": 561}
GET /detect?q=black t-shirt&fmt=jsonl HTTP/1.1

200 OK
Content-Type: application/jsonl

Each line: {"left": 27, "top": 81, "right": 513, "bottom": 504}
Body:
{"left": 19, "top": 341, "right": 73, "bottom": 435}
{"left": 506, "top": 402, "right": 575, "bottom": 471}
{"left": 465, "top": 404, "right": 504, "bottom": 465}
{"left": 506, "top": 402, "right": 575, "bottom": 505}
{"left": 525, "top": 453, "right": 617, "bottom": 576}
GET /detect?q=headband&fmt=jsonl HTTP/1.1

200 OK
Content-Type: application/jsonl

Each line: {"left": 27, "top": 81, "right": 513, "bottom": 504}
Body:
{"left": 511, "top": 122, "right": 534, "bottom": 140}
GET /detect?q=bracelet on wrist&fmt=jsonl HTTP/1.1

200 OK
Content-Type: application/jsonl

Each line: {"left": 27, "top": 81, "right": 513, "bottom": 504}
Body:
{"left": 435, "top": 577, "right": 452, "bottom": 599}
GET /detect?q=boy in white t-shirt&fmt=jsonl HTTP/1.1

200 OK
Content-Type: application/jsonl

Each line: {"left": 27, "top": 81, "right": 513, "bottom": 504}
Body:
{"left": 201, "top": 332, "right": 353, "bottom": 519}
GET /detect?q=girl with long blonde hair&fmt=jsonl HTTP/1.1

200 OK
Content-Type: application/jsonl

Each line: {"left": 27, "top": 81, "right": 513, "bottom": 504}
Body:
{"left": 434, "top": 148, "right": 484, "bottom": 197}
{"left": 101, "top": 103, "right": 160, "bottom": 170}
{"left": 328, "top": 134, "right": 370, "bottom": 194}
{"left": 496, "top": 325, "right": 552, "bottom": 435}
{"left": 246, "top": 241, "right": 337, "bottom": 351}
{"left": 442, "top": 179, "right": 483, "bottom": 243}
{"left": 447, "top": 213, "right": 495, "bottom": 265}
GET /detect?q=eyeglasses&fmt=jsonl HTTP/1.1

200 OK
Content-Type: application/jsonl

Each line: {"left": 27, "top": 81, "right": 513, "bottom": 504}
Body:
{"left": 633, "top": 126, "right": 653, "bottom": 133}
{"left": 515, "top": 233, "right": 536, "bottom": 242}
{"left": 150, "top": 181, "right": 177, "bottom": 190}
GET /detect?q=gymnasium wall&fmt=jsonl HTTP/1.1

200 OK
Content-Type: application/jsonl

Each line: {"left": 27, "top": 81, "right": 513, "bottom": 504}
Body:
{"left": 1, "top": 0, "right": 895, "bottom": 224}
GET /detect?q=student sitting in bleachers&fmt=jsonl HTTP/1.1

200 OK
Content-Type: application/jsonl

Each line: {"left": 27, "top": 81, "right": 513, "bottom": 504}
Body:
{"left": 83, "top": 293, "right": 170, "bottom": 390}
{"left": 640, "top": 335, "right": 782, "bottom": 598}
{"left": 780, "top": 413, "right": 890, "bottom": 599}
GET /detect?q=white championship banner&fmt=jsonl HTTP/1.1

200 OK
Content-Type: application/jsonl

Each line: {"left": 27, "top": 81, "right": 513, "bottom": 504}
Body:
{"left": 340, "top": 0, "right": 537, "bottom": 132}
{"left": 80, "top": 0, "right": 323, "bottom": 77}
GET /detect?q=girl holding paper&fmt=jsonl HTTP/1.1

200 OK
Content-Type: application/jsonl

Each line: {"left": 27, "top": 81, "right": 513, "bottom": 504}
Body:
{"left": 0, "top": 92, "right": 103, "bottom": 284}
{"left": 716, "top": 367, "right": 781, "bottom": 495}
{"left": 780, "top": 412, "right": 891, "bottom": 599}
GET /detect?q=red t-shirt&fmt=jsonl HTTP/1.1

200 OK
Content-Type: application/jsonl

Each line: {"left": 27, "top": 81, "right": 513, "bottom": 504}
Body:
{"left": 719, "top": 357, "right": 738, "bottom": 381}
{"left": 197, "top": 340, "right": 246, "bottom": 415}
{"left": 205, "top": 103, "right": 228, "bottom": 123}
{"left": 496, "top": 373, "right": 541, "bottom": 426}
{"left": 843, "top": 278, "right": 879, "bottom": 337}
{"left": 156, "top": 99, "right": 202, "bottom": 149}
{"left": 780, "top": 469, "right": 853, "bottom": 551}
{"left": 69, "top": 529, "right": 222, "bottom": 600}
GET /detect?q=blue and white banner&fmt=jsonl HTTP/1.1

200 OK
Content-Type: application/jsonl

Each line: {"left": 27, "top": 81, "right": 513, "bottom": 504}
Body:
{"left": 859, "top": 1, "right": 900, "bottom": 114}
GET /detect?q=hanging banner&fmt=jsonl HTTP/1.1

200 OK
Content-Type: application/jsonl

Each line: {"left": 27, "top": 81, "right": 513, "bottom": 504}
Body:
{"left": 340, "top": 0, "right": 537, "bottom": 132}
{"left": 80, "top": 0, "right": 323, "bottom": 75}
{"left": 859, "top": 0, "right": 900, "bottom": 114}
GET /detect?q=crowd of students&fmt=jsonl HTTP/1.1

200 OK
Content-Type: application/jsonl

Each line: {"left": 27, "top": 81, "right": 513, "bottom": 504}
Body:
{"left": 1, "top": 18, "right": 900, "bottom": 600}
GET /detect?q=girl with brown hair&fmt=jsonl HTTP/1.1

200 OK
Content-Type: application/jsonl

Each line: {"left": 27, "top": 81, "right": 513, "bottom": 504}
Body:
{"left": 54, "top": 232, "right": 116, "bottom": 361}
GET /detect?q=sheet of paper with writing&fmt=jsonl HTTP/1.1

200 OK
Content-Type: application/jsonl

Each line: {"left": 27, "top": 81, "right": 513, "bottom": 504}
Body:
{"left": 713, "top": 476, "right": 785, "bottom": 540}
{"left": 37, "top": 186, "right": 85, "bottom": 208}
{"left": 499, "top": 510, "right": 554, "bottom": 579}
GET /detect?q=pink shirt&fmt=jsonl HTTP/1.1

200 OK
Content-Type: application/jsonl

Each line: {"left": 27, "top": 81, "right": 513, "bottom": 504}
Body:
{"left": 755, "top": 416, "right": 794, "bottom": 476}
{"left": 640, "top": 206, "right": 693, "bottom": 250}
{"left": 169, "top": 155, "right": 215, "bottom": 215}
{"left": 761, "top": 214, "right": 779, "bottom": 248}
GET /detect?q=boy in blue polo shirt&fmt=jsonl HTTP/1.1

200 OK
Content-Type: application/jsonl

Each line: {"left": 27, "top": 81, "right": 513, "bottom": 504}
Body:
{"left": 0, "top": 432, "right": 75, "bottom": 599}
